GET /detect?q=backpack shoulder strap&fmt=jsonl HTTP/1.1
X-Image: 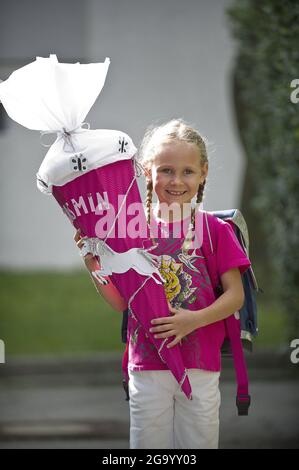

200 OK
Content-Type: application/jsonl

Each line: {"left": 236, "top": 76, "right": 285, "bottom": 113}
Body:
{"left": 210, "top": 209, "right": 259, "bottom": 291}
{"left": 200, "top": 211, "right": 219, "bottom": 290}
{"left": 200, "top": 210, "right": 251, "bottom": 416}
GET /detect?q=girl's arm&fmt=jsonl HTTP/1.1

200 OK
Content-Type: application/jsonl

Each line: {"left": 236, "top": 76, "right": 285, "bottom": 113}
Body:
{"left": 192, "top": 267, "right": 244, "bottom": 328}
{"left": 86, "top": 257, "right": 128, "bottom": 313}
{"left": 150, "top": 267, "right": 244, "bottom": 348}
{"left": 74, "top": 230, "right": 127, "bottom": 313}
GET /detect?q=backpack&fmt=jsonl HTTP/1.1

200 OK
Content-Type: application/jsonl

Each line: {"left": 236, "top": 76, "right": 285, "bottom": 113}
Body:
{"left": 121, "top": 209, "right": 259, "bottom": 415}
{"left": 200, "top": 209, "right": 259, "bottom": 416}
{"left": 208, "top": 209, "right": 259, "bottom": 355}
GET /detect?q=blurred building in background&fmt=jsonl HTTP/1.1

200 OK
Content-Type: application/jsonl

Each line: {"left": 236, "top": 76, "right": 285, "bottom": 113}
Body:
{"left": 0, "top": 0, "right": 246, "bottom": 269}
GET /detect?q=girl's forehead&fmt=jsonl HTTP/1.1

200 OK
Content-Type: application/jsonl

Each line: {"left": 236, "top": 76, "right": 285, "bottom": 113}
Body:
{"left": 153, "top": 141, "right": 201, "bottom": 167}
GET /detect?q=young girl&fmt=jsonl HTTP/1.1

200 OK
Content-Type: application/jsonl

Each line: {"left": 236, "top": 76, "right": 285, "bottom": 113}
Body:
{"left": 74, "top": 119, "right": 251, "bottom": 449}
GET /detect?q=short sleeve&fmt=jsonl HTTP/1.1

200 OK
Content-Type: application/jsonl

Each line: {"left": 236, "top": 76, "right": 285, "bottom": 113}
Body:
{"left": 216, "top": 220, "right": 251, "bottom": 277}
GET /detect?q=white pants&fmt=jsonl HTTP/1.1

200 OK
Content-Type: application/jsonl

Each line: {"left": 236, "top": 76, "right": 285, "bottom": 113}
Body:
{"left": 128, "top": 368, "right": 221, "bottom": 449}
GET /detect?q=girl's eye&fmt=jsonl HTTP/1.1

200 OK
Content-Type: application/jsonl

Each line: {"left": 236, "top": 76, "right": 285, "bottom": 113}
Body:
{"left": 159, "top": 168, "right": 194, "bottom": 174}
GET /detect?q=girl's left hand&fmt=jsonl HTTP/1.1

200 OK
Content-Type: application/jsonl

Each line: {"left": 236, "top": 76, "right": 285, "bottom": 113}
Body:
{"left": 149, "top": 303, "right": 198, "bottom": 349}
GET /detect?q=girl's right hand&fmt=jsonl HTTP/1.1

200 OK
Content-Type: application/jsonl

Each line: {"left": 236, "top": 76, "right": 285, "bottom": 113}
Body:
{"left": 74, "top": 229, "right": 100, "bottom": 273}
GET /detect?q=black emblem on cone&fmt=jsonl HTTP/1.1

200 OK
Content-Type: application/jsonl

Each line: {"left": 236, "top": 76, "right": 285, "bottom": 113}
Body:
{"left": 70, "top": 154, "right": 88, "bottom": 171}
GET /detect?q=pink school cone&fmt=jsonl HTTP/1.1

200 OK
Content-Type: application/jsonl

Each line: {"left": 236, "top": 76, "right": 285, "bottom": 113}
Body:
{"left": 53, "top": 159, "right": 192, "bottom": 400}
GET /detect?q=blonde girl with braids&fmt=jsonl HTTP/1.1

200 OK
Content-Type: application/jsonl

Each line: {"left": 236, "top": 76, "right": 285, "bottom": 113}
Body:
{"left": 126, "top": 119, "right": 251, "bottom": 449}
{"left": 143, "top": 121, "right": 207, "bottom": 253}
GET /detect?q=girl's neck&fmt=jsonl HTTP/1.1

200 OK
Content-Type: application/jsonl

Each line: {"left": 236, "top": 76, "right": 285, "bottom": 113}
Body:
{"left": 153, "top": 202, "right": 193, "bottom": 224}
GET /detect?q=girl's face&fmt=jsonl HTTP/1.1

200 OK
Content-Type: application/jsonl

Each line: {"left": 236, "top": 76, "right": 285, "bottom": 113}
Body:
{"left": 147, "top": 141, "right": 208, "bottom": 208}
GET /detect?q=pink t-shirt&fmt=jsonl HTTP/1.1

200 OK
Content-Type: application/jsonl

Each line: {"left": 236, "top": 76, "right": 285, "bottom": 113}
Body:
{"left": 127, "top": 211, "right": 251, "bottom": 373}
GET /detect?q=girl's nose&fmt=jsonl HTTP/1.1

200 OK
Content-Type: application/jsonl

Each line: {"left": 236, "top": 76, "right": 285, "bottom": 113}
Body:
{"left": 170, "top": 174, "right": 182, "bottom": 184}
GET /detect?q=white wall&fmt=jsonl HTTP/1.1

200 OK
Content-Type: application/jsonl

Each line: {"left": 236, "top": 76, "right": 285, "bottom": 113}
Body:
{"left": 0, "top": 0, "right": 246, "bottom": 269}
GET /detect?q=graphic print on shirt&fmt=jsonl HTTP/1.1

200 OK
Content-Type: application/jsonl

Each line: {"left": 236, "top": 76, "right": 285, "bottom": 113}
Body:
{"left": 153, "top": 235, "right": 211, "bottom": 309}
{"left": 159, "top": 255, "right": 197, "bottom": 307}
{"left": 128, "top": 235, "right": 213, "bottom": 358}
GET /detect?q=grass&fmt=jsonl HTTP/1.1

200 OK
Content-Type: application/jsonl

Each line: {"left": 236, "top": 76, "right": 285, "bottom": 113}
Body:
{"left": 0, "top": 270, "right": 289, "bottom": 357}
{"left": 254, "top": 297, "right": 289, "bottom": 350}
{"left": 0, "top": 270, "right": 124, "bottom": 356}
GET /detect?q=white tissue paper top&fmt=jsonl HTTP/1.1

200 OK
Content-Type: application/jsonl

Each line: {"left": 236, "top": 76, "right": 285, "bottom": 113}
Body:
{"left": 0, "top": 55, "right": 137, "bottom": 193}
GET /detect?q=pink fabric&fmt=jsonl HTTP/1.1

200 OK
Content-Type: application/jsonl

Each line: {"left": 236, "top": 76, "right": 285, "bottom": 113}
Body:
{"left": 216, "top": 220, "right": 251, "bottom": 277}
{"left": 199, "top": 213, "right": 251, "bottom": 405}
{"left": 127, "top": 211, "right": 251, "bottom": 374}
{"left": 52, "top": 159, "right": 192, "bottom": 399}
{"left": 225, "top": 315, "right": 249, "bottom": 396}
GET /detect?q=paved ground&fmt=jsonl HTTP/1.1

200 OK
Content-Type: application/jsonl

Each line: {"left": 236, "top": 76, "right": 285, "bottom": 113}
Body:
{"left": 0, "top": 352, "right": 298, "bottom": 449}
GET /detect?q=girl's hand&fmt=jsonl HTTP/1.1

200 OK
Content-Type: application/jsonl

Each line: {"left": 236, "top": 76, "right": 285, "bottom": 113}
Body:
{"left": 74, "top": 229, "right": 99, "bottom": 273}
{"left": 149, "top": 302, "right": 198, "bottom": 349}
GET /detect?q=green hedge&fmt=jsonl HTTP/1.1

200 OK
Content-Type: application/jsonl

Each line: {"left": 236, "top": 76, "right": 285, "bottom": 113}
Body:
{"left": 0, "top": 271, "right": 289, "bottom": 355}
{"left": 227, "top": 0, "right": 299, "bottom": 338}
{"left": 0, "top": 271, "right": 124, "bottom": 355}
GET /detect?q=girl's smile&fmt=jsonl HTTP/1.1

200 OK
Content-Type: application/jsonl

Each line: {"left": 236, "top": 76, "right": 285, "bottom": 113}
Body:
{"left": 165, "top": 190, "right": 187, "bottom": 196}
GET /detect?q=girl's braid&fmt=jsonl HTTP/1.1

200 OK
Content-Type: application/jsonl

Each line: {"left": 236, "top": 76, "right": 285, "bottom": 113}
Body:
{"left": 190, "top": 179, "right": 206, "bottom": 231}
{"left": 182, "top": 179, "right": 206, "bottom": 253}
{"left": 146, "top": 178, "right": 153, "bottom": 226}
{"left": 146, "top": 179, "right": 158, "bottom": 247}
